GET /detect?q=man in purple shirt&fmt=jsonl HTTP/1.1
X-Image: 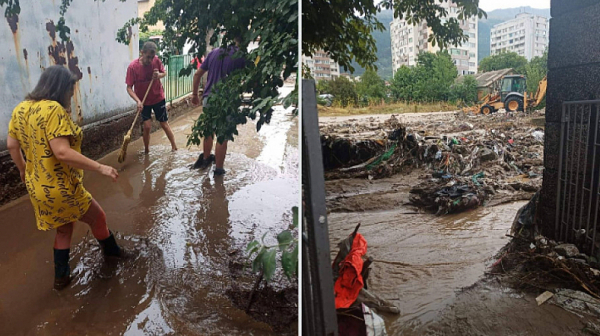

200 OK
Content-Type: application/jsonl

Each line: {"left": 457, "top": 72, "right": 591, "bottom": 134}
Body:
{"left": 191, "top": 36, "right": 247, "bottom": 175}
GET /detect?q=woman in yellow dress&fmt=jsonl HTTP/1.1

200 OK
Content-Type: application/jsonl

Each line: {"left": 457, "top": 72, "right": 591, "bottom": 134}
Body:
{"left": 7, "top": 66, "right": 128, "bottom": 290}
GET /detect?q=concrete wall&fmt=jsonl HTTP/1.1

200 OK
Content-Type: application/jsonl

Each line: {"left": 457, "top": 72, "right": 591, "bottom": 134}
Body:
{"left": 0, "top": 0, "right": 139, "bottom": 151}
{"left": 539, "top": 0, "right": 600, "bottom": 238}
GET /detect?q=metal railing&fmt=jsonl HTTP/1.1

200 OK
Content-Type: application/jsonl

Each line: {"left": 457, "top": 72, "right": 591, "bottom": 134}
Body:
{"left": 556, "top": 100, "right": 600, "bottom": 256}
{"left": 161, "top": 54, "right": 195, "bottom": 103}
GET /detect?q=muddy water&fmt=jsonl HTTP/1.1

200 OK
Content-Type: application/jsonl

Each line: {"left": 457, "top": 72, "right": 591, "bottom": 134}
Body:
{"left": 0, "top": 96, "right": 298, "bottom": 335}
{"left": 327, "top": 175, "right": 525, "bottom": 335}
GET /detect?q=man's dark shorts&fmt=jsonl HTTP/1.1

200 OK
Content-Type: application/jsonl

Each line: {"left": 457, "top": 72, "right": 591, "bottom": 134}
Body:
{"left": 141, "top": 99, "right": 168, "bottom": 122}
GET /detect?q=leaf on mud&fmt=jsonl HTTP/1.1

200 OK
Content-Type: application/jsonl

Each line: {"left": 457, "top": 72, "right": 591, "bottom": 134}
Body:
{"left": 281, "top": 244, "right": 298, "bottom": 280}
{"left": 246, "top": 240, "right": 261, "bottom": 256}
{"left": 262, "top": 249, "right": 277, "bottom": 282}
{"left": 292, "top": 206, "right": 299, "bottom": 229}
{"left": 252, "top": 248, "right": 266, "bottom": 273}
{"left": 277, "top": 230, "right": 293, "bottom": 251}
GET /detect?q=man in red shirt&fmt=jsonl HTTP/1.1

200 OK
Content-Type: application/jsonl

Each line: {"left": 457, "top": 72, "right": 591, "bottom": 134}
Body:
{"left": 126, "top": 42, "right": 177, "bottom": 153}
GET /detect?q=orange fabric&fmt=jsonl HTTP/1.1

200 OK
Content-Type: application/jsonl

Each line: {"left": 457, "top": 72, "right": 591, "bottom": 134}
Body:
{"left": 334, "top": 233, "right": 368, "bottom": 309}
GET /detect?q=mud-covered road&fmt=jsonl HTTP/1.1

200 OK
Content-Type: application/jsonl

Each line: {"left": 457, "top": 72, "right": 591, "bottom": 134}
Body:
{"left": 0, "top": 90, "right": 298, "bottom": 335}
{"left": 324, "top": 111, "right": 591, "bottom": 335}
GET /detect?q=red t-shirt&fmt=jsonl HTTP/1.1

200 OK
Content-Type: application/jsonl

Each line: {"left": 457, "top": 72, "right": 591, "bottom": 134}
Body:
{"left": 125, "top": 56, "right": 166, "bottom": 106}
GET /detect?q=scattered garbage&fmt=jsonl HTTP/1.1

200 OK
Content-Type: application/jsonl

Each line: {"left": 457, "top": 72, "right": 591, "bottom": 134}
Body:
{"left": 536, "top": 291, "right": 554, "bottom": 306}
{"left": 320, "top": 110, "right": 545, "bottom": 215}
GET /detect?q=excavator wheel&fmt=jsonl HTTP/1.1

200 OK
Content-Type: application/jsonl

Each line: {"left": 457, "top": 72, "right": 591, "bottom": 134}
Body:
{"left": 505, "top": 97, "right": 524, "bottom": 112}
{"left": 480, "top": 104, "right": 494, "bottom": 115}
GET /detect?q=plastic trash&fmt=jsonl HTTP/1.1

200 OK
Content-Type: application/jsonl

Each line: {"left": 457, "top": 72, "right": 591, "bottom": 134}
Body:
{"left": 435, "top": 150, "right": 442, "bottom": 160}
{"left": 532, "top": 130, "right": 544, "bottom": 142}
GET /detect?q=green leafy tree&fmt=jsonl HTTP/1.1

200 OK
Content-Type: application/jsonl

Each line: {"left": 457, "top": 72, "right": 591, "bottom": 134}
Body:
{"left": 390, "top": 65, "right": 418, "bottom": 102}
{"left": 479, "top": 52, "right": 528, "bottom": 74}
{"left": 316, "top": 80, "right": 332, "bottom": 95}
{"left": 356, "top": 69, "right": 387, "bottom": 100}
{"left": 303, "top": 0, "right": 486, "bottom": 72}
{"left": 450, "top": 75, "right": 478, "bottom": 104}
{"left": 413, "top": 51, "right": 457, "bottom": 102}
{"left": 328, "top": 76, "right": 359, "bottom": 107}
{"left": 525, "top": 50, "right": 547, "bottom": 94}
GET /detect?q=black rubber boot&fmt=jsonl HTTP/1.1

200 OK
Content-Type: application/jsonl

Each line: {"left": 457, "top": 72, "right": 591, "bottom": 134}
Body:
{"left": 53, "top": 248, "right": 71, "bottom": 290}
{"left": 214, "top": 168, "right": 226, "bottom": 176}
{"left": 192, "top": 152, "right": 215, "bottom": 170}
{"left": 98, "top": 232, "right": 128, "bottom": 259}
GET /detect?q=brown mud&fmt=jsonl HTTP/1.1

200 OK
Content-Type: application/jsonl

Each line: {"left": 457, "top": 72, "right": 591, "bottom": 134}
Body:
{"left": 0, "top": 98, "right": 298, "bottom": 335}
{"left": 324, "top": 111, "right": 586, "bottom": 335}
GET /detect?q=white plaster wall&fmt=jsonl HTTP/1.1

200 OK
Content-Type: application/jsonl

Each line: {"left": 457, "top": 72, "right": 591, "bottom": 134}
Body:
{"left": 0, "top": 0, "right": 139, "bottom": 150}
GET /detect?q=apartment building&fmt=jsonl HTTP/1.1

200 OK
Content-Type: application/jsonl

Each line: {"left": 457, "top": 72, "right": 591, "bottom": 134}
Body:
{"left": 490, "top": 13, "right": 549, "bottom": 61}
{"left": 303, "top": 51, "right": 341, "bottom": 81}
{"left": 390, "top": 1, "right": 478, "bottom": 76}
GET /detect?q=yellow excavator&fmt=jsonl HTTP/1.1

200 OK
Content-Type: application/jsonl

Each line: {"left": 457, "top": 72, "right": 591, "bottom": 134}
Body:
{"left": 465, "top": 75, "right": 547, "bottom": 115}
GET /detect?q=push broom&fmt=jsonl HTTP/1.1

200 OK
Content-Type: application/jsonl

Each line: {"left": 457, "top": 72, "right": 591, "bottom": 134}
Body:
{"left": 118, "top": 78, "right": 154, "bottom": 163}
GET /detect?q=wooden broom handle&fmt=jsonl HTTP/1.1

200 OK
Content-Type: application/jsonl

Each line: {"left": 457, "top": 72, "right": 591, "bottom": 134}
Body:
{"left": 129, "top": 78, "right": 155, "bottom": 133}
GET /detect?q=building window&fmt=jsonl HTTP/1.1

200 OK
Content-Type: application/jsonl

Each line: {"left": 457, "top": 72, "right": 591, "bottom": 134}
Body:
{"left": 469, "top": 62, "right": 475, "bottom": 67}
{"left": 469, "top": 23, "right": 476, "bottom": 29}
{"left": 469, "top": 43, "right": 476, "bottom": 48}
{"left": 469, "top": 52, "right": 476, "bottom": 58}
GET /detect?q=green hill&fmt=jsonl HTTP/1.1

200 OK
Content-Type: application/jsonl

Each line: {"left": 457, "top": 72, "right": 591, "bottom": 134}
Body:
{"left": 349, "top": 9, "right": 394, "bottom": 80}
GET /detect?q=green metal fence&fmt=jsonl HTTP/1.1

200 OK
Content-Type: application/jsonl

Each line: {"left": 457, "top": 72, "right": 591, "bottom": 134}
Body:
{"left": 161, "top": 54, "right": 195, "bottom": 103}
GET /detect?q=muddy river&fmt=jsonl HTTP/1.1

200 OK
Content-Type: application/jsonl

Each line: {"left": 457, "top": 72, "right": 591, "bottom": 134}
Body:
{"left": 326, "top": 172, "right": 524, "bottom": 334}
{"left": 0, "top": 91, "right": 298, "bottom": 335}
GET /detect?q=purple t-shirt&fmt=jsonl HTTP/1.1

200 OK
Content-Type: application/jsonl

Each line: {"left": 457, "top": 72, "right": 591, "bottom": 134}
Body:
{"left": 201, "top": 46, "right": 247, "bottom": 98}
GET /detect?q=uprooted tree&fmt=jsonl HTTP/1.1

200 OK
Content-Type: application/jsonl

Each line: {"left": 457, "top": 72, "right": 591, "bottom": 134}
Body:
{"left": 117, "top": 0, "right": 298, "bottom": 144}
{"left": 303, "top": 0, "right": 486, "bottom": 73}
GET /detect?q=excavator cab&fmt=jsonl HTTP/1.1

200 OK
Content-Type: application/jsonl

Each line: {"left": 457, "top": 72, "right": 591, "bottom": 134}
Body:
{"left": 500, "top": 75, "right": 527, "bottom": 112}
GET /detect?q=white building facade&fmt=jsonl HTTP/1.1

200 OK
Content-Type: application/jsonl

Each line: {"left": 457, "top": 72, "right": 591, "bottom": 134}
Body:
{"left": 390, "top": 1, "right": 478, "bottom": 76}
{"left": 490, "top": 13, "right": 549, "bottom": 61}
{"left": 303, "top": 51, "right": 341, "bottom": 81}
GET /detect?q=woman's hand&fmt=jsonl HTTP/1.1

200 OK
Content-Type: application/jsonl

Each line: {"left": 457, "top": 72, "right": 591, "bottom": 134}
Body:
{"left": 97, "top": 164, "right": 119, "bottom": 182}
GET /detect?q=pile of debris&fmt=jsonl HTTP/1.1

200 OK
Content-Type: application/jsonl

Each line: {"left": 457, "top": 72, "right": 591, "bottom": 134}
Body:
{"left": 491, "top": 193, "right": 600, "bottom": 308}
{"left": 320, "top": 111, "right": 545, "bottom": 214}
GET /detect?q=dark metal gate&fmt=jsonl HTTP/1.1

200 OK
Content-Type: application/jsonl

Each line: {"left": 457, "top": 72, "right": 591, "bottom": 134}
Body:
{"left": 302, "top": 79, "right": 338, "bottom": 336}
{"left": 556, "top": 100, "right": 600, "bottom": 256}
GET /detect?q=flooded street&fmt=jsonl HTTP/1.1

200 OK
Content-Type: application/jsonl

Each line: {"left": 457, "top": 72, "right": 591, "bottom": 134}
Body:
{"left": 0, "top": 91, "right": 298, "bottom": 335}
{"left": 326, "top": 173, "right": 523, "bottom": 334}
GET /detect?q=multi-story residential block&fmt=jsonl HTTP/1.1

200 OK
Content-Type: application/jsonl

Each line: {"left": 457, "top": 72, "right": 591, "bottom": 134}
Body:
{"left": 490, "top": 13, "right": 549, "bottom": 61}
{"left": 304, "top": 51, "right": 341, "bottom": 81}
{"left": 390, "top": 1, "right": 478, "bottom": 76}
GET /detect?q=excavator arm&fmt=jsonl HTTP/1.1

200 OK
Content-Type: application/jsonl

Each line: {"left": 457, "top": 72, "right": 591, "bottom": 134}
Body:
{"left": 531, "top": 76, "right": 547, "bottom": 108}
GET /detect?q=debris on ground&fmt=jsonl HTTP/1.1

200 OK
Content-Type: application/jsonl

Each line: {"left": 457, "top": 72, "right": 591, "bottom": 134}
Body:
{"left": 333, "top": 224, "right": 397, "bottom": 335}
{"left": 320, "top": 110, "right": 545, "bottom": 214}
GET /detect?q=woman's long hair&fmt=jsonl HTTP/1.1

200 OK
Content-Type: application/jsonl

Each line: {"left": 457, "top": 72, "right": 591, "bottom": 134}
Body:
{"left": 26, "top": 65, "right": 77, "bottom": 108}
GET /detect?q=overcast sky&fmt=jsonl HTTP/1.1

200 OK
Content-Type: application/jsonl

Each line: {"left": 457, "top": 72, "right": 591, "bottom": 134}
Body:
{"left": 479, "top": 0, "right": 550, "bottom": 11}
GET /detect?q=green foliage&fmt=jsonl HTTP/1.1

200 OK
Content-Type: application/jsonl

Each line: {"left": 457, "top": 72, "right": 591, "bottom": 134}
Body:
{"left": 479, "top": 52, "right": 528, "bottom": 74}
{"left": 303, "top": 0, "right": 486, "bottom": 73}
{"left": 389, "top": 52, "right": 457, "bottom": 103}
{"left": 450, "top": 75, "right": 478, "bottom": 104}
{"left": 247, "top": 207, "right": 299, "bottom": 283}
{"left": 356, "top": 69, "right": 387, "bottom": 100}
{"left": 316, "top": 80, "right": 331, "bottom": 95}
{"left": 390, "top": 65, "right": 417, "bottom": 102}
{"left": 118, "top": 0, "right": 298, "bottom": 145}
{"left": 327, "top": 77, "right": 359, "bottom": 107}
{"left": 525, "top": 50, "right": 547, "bottom": 94}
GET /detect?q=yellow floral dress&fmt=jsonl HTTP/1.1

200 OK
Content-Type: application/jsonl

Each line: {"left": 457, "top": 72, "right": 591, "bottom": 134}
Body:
{"left": 8, "top": 100, "right": 92, "bottom": 230}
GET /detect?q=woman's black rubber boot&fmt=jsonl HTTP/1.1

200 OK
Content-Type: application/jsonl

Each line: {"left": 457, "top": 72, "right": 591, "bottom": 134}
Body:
{"left": 53, "top": 248, "right": 71, "bottom": 290}
{"left": 98, "top": 232, "right": 126, "bottom": 259}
